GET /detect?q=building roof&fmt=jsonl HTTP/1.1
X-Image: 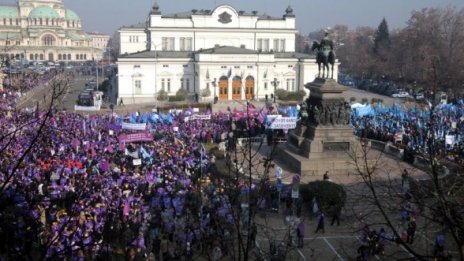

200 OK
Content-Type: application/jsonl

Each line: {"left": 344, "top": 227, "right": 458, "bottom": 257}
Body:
{"left": 66, "top": 9, "right": 80, "bottom": 21}
{"left": 275, "top": 52, "right": 315, "bottom": 59}
{"left": 120, "top": 50, "right": 194, "bottom": 59}
{"left": 29, "top": 6, "right": 60, "bottom": 19}
{"left": 198, "top": 45, "right": 258, "bottom": 54}
{"left": 0, "top": 6, "right": 19, "bottom": 18}
{"left": 121, "top": 22, "right": 146, "bottom": 29}
{"left": 161, "top": 9, "right": 282, "bottom": 20}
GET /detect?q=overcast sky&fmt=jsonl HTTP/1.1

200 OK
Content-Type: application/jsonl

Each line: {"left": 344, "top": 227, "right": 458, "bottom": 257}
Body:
{"left": 4, "top": 0, "right": 464, "bottom": 35}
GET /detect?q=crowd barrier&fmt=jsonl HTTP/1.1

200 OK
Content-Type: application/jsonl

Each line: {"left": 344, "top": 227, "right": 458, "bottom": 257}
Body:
{"left": 237, "top": 136, "right": 264, "bottom": 147}
{"left": 367, "top": 139, "right": 451, "bottom": 174}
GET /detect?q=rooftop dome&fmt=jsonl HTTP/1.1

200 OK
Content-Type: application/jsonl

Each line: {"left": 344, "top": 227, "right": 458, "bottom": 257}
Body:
{"left": 28, "top": 6, "right": 60, "bottom": 19}
{"left": 0, "top": 6, "right": 19, "bottom": 18}
{"left": 66, "top": 9, "right": 80, "bottom": 20}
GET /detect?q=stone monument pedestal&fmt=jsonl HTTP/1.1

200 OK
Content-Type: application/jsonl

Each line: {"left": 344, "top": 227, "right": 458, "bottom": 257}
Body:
{"left": 276, "top": 78, "right": 360, "bottom": 177}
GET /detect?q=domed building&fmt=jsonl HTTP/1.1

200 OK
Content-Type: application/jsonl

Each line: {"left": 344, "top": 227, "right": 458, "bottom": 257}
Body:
{"left": 0, "top": 0, "right": 104, "bottom": 62}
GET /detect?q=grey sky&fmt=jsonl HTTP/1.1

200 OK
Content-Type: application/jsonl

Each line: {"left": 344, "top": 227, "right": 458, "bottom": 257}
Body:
{"left": 5, "top": 0, "right": 464, "bottom": 35}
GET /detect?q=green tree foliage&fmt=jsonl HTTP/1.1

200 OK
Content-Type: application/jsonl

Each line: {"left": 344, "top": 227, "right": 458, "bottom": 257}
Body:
{"left": 302, "top": 181, "right": 347, "bottom": 213}
{"left": 157, "top": 89, "right": 168, "bottom": 101}
{"left": 176, "top": 88, "right": 188, "bottom": 101}
{"left": 374, "top": 18, "right": 390, "bottom": 54}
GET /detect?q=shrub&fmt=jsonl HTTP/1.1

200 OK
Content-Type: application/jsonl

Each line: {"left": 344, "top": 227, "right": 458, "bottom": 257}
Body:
{"left": 201, "top": 87, "right": 211, "bottom": 97}
{"left": 168, "top": 95, "right": 185, "bottom": 102}
{"left": 302, "top": 180, "right": 347, "bottom": 214}
{"left": 157, "top": 89, "right": 168, "bottom": 101}
{"left": 275, "top": 89, "right": 288, "bottom": 100}
{"left": 176, "top": 88, "right": 188, "bottom": 101}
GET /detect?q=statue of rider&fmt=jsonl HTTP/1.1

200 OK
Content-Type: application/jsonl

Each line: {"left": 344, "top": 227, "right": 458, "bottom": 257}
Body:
{"left": 320, "top": 31, "right": 333, "bottom": 52}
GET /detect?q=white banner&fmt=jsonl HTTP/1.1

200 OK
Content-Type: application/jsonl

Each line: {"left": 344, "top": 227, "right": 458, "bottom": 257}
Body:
{"left": 190, "top": 114, "right": 211, "bottom": 120}
{"left": 122, "top": 122, "right": 147, "bottom": 131}
{"left": 133, "top": 159, "right": 142, "bottom": 166}
{"left": 445, "top": 135, "right": 456, "bottom": 145}
{"left": 265, "top": 115, "right": 298, "bottom": 130}
{"left": 74, "top": 105, "right": 101, "bottom": 111}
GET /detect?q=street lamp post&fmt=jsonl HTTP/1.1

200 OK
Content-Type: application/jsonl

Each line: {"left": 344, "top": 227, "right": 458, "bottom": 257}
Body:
{"left": 212, "top": 78, "right": 217, "bottom": 103}
{"left": 271, "top": 78, "right": 279, "bottom": 103}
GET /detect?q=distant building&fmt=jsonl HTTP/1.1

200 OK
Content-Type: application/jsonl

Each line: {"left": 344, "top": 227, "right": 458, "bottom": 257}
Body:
{"left": 117, "top": 3, "right": 339, "bottom": 103}
{"left": 0, "top": 0, "right": 103, "bottom": 62}
{"left": 88, "top": 32, "right": 110, "bottom": 50}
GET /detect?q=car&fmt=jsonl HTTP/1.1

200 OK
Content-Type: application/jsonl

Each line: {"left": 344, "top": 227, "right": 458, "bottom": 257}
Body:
{"left": 414, "top": 93, "right": 425, "bottom": 100}
{"left": 392, "top": 91, "right": 410, "bottom": 98}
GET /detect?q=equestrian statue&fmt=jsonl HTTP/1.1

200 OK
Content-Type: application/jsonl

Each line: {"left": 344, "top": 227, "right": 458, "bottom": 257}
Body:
{"left": 311, "top": 31, "right": 336, "bottom": 79}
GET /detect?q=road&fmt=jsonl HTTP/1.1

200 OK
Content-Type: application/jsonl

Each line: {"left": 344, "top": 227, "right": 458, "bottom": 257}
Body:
{"left": 17, "top": 74, "right": 98, "bottom": 111}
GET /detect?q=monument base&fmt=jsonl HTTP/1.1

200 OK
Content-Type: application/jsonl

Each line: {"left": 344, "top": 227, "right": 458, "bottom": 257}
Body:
{"left": 276, "top": 124, "right": 360, "bottom": 177}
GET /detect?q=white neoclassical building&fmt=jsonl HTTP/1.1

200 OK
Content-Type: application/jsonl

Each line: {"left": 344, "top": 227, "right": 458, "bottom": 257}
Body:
{"left": 0, "top": 0, "right": 103, "bottom": 62}
{"left": 117, "top": 3, "right": 337, "bottom": 103}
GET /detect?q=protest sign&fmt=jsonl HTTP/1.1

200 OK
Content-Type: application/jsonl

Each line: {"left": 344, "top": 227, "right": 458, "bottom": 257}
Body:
{"left": 133, "top": 159, "right": 142, "bottom": 166}
{"left": 122, "top": 122, "right": 147, "bottom": 131}
{"left": 265, "top": 115, "right": 298, "bottom": 130}
{"left": 118, "top": 132, "right": 153, "bottom": 143}
{"left": 191, "top": 114, "right": 211, "bottom": 120}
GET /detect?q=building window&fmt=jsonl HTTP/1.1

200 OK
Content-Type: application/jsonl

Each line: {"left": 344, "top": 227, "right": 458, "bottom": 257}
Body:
{"left": 264, "top": 82, "right": 268, "bottom": 90}
{"left": 183, "top": 64, "right": 188, "bottom": 68}
{"left": 167, "top": 79, "right": 171, "bottom": 92}
{"left": 247, "top": 65, "right": 253, "bottom": 69}
{"left": 286, "top": 79, "right": 295, "bottom": 91}
{"left": 273, "top": 39, "right": 279, "bottom": 52}
{"left": 180, "top": 78, "right": 184, "bottom": 89}
{"left": 163, "top": 65, "right": 169, "bottom": 68}
{"left": 30, "top": 54, "right": 33, "bottom": 60}
{"left": 42, "top": 34, "right": 56, "bottom": 46}
{"left": 161, "top": 79, "right": 165, "bottom": 91}
{"left": 135, "top": 80, "right": 142, "bottom": 94}
{"left": 263, "top": 39, "right": 270, "bottom": 52}
{"left": 288, "top": 65, "right": 293, "bottom": 68}
{"left": 76, "top": 54, "right": 79, "bottom": 60}
{"left": 68, "top": 54, "right": 71, "bottom": 60}
{"left": 39, "top": 54, "right": 44, "bottom": 60}
{"left": 179, "top": 37, "right": 192, "bottom": 51}
{"left": 162, "top": 37, "right": 175, "bottom": 51}
{"left": 221, "top": 66, "right": 227, "bottom": 69}
{"left": 280, "top": 39, "right": 286, "bottom": 52}
{"left": 84, "top": 54, "right": 86, "bottom": 60}
{"left": 186, "top": 79, "right": 190, "bottom": 92}
{"left": 234, "top": 66, "right": 240, "bottom": 69}
{"left": 58, "top": 54, "right": 61, "bottom": 60}
{"left": 134, "top": 65, "right": 141, "bottom": 68}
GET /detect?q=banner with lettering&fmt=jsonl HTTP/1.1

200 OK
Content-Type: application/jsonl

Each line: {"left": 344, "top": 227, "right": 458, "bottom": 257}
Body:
{"left": 265, "top": 115, "right": 298, "bottom": 130}
{"left": 190, "top": 114, "right": 211, "bottom": 120}
{"left": 118, "top": 132, "right": 153, "bottom": 143}
{"left": 122, "top": 122, "right": 147, "bottom": 131}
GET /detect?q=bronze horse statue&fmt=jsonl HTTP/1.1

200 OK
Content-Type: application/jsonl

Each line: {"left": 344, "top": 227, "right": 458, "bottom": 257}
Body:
{"left": 311, "top": 38, "right": 336, "bottom": 79}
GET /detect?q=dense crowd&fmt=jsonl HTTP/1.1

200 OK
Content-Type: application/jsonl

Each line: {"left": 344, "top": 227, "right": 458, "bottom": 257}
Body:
{"left": 0, "top": 77, "right": 280, "bottom": 260}
{"left": 352, "top": 102, "right": 464, "bottom": 164}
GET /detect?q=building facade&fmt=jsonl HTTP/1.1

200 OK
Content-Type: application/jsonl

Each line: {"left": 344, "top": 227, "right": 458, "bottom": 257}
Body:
{"left": 117, "top": 4, "right": 338, "bottom": 103}
{"left": 88, "top": 32, "right": 110, "bottom": 51}
{"left": 0, "top": 0, "right": 103, "bottom": 63}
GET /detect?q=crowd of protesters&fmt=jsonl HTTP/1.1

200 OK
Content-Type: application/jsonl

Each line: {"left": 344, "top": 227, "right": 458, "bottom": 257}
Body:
{"left": 0, "top": 75, "right": 288, "bottom": 260}
{"left": 351, "top": 102, "right": 464, "bottom": 165}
